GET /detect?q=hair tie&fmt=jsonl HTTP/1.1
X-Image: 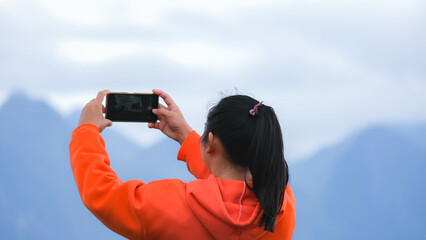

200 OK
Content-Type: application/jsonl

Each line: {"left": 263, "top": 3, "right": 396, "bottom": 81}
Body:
{"left": 249, "top": 101, "right": 263, "bottom": 116}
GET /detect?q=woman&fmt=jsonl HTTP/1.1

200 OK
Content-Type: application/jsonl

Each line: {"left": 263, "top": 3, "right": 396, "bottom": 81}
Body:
{"left": 69, "top": 89, "right": 296, "bottom": 239}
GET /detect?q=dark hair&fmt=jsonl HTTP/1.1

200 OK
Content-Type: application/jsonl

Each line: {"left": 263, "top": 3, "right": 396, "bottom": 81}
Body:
{"left": 201, "top": 95, "right": 289, "bottom": 232}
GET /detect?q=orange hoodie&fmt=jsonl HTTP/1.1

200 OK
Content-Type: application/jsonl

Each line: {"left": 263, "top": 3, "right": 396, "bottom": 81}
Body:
{"left": 69, "top": 123, "right": 296, "bottom": 240}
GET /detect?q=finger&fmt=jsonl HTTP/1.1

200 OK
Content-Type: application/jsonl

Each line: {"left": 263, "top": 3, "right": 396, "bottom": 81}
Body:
{"left": 148, "top": 122, "right": 160, "bottom": 129}
{"left": 102, "top": 105, "right": 106, "bottom": 113}
{"left": 153, "top": 89, "right": 175, "bottom": 107}
{"left": 158, "top": 103, "right": 167, "bottom": 109}
{"left": 152, "top": 107, "right": 172, "bottom": 118}
{"left": 96, "top": 89, "right": 111, "bottom": 104}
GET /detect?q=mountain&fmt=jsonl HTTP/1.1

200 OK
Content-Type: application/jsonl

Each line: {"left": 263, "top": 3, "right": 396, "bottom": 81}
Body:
{"left": 290, "top": 123, "right": 426, "bottom": 240}
{"left": 0, "top": 92, "right": 193, "bottom": 239}
{"left": 1, "top": 92, "right": 425, "bottom": 239}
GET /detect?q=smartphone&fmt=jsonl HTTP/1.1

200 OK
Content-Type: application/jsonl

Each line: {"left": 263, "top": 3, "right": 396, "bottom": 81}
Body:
{"left": 105, "top": 93, "right": 159, "bottom": 122}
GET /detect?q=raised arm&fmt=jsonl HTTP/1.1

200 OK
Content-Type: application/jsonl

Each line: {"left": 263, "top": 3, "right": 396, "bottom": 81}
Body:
{"left": 69, "top": 90, "right": 151, "bottom": 239}
{"left": 70, "top": 123, "right": 145, "bottom": 239}
{"left": 148, "top": 89, "right": 210, "bottom": 179}
{"left": 71, "top": 90, "right": 149, "bottom": 238}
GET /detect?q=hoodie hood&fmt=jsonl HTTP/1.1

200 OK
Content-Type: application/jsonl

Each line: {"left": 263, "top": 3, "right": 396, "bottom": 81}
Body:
{"left": 186, "top": 174, "right": 287, "bottom": 240}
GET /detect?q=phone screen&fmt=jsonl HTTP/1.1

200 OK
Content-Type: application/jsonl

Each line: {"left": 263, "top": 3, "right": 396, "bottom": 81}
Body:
{"left": 105, "top": 93, "right": 158, "bottom": 122}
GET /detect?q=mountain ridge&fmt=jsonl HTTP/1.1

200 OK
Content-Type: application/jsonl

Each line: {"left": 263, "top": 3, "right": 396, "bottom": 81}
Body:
{"left": 1, "top": 92, "right": 425, "bottom": 239}
{"left": 291, "top": 122, "right": 426, "bottom": 240}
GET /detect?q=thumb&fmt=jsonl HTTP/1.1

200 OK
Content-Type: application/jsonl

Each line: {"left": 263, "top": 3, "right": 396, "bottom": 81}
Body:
{"left": 99, "top": 119, "right": 113, "bottom": 132}
{"left": 106, "top": 119, "right": 113, "bottom": 126}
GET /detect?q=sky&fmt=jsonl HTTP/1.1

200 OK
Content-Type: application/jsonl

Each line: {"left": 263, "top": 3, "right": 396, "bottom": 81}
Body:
{"left": 0, "top": 0, "right": 425, "bottom": 162}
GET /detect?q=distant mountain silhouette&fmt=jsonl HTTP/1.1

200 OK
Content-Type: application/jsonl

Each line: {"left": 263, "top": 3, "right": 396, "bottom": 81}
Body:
{"left": 291, "top": 123, "right": 426, "bottom": 240}
{"left": 1, "top": 92, "right": 425, "bottom": 239}
{"left": 0, "top": 92, "right": 193, "bottom": 239}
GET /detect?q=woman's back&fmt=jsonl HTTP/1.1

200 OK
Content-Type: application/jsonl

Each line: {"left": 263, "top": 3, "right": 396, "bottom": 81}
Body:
{"left": 70, "top": 128, "right": 295, "bottom": 239}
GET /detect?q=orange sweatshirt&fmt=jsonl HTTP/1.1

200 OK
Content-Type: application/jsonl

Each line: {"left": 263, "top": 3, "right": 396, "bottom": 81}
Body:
{"left": 69, "top": 123, "right": 296, "bottom": 240}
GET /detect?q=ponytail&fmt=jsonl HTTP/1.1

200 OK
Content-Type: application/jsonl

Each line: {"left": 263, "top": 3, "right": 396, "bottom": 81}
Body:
{"left": 202, "top": 95, "right": 289, "bottom": 232}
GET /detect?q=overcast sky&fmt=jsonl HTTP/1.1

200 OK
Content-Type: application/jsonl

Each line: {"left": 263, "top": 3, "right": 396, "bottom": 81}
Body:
{"left": 1, "top": 0, "right": 425, "bottom": 162}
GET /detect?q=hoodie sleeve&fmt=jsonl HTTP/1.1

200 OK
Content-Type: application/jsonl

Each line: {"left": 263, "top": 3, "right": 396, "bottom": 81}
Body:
{"left": 69, "top": 123, "right": 144, "bottom": 239}
{"left": 177, "top": 130, "right": 211, "bottom": 179}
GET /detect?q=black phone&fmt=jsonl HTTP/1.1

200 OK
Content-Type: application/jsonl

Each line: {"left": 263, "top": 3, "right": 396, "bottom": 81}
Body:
{"left": 105, "top": 93, "right": 159, "bottom": 122}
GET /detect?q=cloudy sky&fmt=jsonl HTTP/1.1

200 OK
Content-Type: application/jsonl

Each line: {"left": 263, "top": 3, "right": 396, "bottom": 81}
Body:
{"left": 1, "top": 0, "right": 425, "bottom": 162}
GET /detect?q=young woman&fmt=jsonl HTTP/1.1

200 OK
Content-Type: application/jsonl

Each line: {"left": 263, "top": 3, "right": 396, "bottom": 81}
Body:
{"left": 69, "top": 89, "right": 296, "bottom": 239}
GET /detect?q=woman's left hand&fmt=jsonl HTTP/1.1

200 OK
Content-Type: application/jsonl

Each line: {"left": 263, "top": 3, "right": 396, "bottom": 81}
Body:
{"left": 78, "top": 89, "right": 113, "bottom": 132}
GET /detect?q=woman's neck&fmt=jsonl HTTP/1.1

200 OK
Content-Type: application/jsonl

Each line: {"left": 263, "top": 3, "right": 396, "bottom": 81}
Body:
{"left": 210, "top": 158, "right": 252, "bottom": 181}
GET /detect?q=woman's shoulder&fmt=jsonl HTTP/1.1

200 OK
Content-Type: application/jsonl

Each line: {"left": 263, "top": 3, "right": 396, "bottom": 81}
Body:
{"left": 139, "top": 178, "right": 191, "bottom": 211}
{"left": 285, "top": 184, "right": 296, "bottom": 206}
{"left": 143, "top": 178, "right": 188, "bottom": 190}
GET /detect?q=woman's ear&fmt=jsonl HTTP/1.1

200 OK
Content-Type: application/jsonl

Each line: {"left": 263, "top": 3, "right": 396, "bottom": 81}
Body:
{"left": 206, "top": 132, "right": 215, "bottom": 153}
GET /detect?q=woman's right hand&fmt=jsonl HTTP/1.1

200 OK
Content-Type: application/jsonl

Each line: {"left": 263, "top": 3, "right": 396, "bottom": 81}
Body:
{"left": 148, "top": 89, "right": 193, "bottom": 145}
